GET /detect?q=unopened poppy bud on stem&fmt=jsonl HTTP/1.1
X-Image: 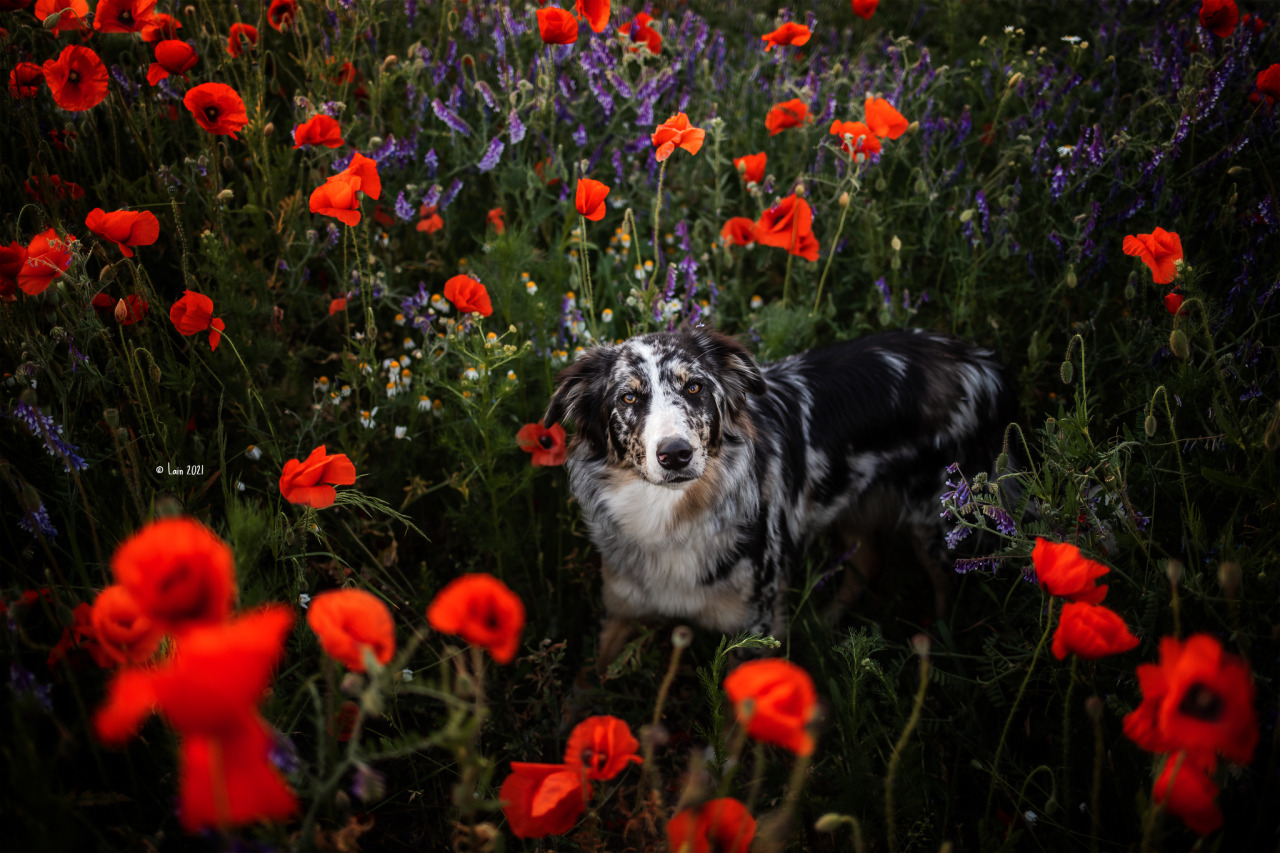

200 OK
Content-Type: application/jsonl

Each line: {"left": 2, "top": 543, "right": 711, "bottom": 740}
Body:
{"left": 1169, "top": 328, "right": 1189, "bottom": 359}
{"left": 263, "top": 122, "right": 275, "bottom": 136}
{"left": 814, "top": 813, "right": 848, "bottom": 833}
{"left": 672, "top": 625, "right": 693, "bottom": 648}
{"left": 1144, "top": 414, "right": 1157, "bottom": 436}
{"left": 905, "top": 120, "right": 920, "bottom": 136}
{"left": 216, "top": 188, "right": 234, "bottom": 201}
{"left": 1217, "top": 561, "right": 1241, "bottom": 598}
{"left": 910, "top": 633, "right": 931, "bottom": 658}
{"left": 1165, "top": 559, "right": 1184, "bottom": 587}
{"left": 838, "top": 192, "right": 850, "bottom": 208}
{"left": 103, "top": 408, "right": 120, "bottom": 429}
{"left": 381, "top": 55, "right": 398, "bottom": 73}
{"left": 1060, "top": 360, "right": 1074, "bottom": 384}
{"left": 1007, "top": 72, "right": 1023, "bottom": 88}
{"left": 1084, "top": 695, "right": 1104, "bottom": 722}
{"left": 890, "top": 235, "right": 902, "bottom": 252}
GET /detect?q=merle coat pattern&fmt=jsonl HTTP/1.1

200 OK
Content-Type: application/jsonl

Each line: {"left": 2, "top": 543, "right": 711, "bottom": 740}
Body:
{"left": 544, "top": 328, "right": 1016, "bottom": 668}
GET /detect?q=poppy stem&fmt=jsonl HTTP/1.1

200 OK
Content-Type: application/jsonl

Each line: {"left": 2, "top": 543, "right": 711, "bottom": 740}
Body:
{"left": 634, "top": 635, "right": 685, "bottom": 819}
{"left": 885, "top": 650, "right": 929, "bottom": 853}
{"left": 1060, "top": 655, "right": 1079, "bottom": 825}
{"left": 578, "top": 213, "right": 598, "bottom": 343}
{"left": 1145, "top": 386, "right": 1193, "bottom": 534}
{"left": 813, "top": 176, "right": 857, "bottom": 314}
{"left": 984, "top": 596, "right": 1056, "bottom": 835}
{"left": 647, "top": 161, "right": 668, "bottom": 292}
{"left": 1090, "top": 698, "right": 1104, "bottom": 853}
{"left": 781, "top": 201, "right": 799, "bottom": 309}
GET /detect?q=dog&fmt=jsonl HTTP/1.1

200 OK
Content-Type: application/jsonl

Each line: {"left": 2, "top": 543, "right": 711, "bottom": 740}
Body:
{"left": 543, "top": 327, "right": 1017, "bottom": 670}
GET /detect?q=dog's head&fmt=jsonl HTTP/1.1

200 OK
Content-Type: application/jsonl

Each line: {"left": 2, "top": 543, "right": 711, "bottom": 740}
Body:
{"left": 543, "top": 328, "right": 764, "bottom": 486}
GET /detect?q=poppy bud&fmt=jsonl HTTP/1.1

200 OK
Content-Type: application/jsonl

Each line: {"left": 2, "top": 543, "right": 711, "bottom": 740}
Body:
{"left": 43, "top": 9, "right": 64, "bottom": 28}
{"left": 368, "top": 136, "right": 383, "bottom": 149}
{"left": 671, "top": 625, "right": 693, "bottom": 648}
{"left": 890, "top": 235, "right": 902, "bottom": 252}
{"left": 103, "top": 408, "right": 120, "bottom": 429}
{"left": 905, "top": 120, "right": 920, "bottom": 136}
{"left": 1165, "top": 559, "right": 1184, "bottom": 587}
{"left": 1059, "top": 360, "right": 1074, "bottom": 383}
{"left": 223, "top": 156, "right": 234, "bottom": 171}
{"left": 216, "top": 188, "right": 234, "bottom": 201}
{"left": 814, "top": 813, "right": 848, "bottom": 833}
{"left": 910, "top": 633, "right": 931, "bottom": 658}
{"left": 1008, "top": 72, "right": 1023, "bottom": 88}
{"left": 1084, "top": 695, "right": 1104, "bottom": 721}
{"left": 1217, "top": 561, "right": 1241, "bottom": 598}
{"left": 1168, "top": 328, "right": 1189, "bottom": 359}
{"left": 1124, "top": 283, "right": 1136, "bottom": 300}
{"left": 958, "top": 208, "right": 974, "bottom": 222}
{"left": 1227, "top": 166, "right": 1247, "bottom": 176}
{"left": 263, "top": 122, "right": 275, "bottom": 137}
{"left": 995, "top": 451, "right": 1009, "bottom": 472}
{"left": 1065, "top": 267, "right": 1077, "bottom": 288}
{"left": 113, "top": 299, "right": 130, "bottom": 323}
{"left": 381, "top": 55, "right": 399, "bottom": 73}
{"left": 115, "top": 427, "right": 130, "bottom": 443}
{"left": 99, "top": 263, "right": 115, "bottom": 282}
{"left": 795, "top": 183, "right": 806, "bottom": 198}
{"left": 149, "top": 362, "right": 161, "bottom": 383}
{"left": 1144, "top": 414, "right": 1157, "bottom": 436}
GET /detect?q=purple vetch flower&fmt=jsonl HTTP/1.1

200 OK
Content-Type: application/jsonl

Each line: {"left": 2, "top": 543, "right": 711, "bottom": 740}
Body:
{"left": 17, "top": 499, "right": 57, "bottom": 539}
{"left": 394, "top": 191, "right": 415, "bottom": 222}
{"left": 611, "top": 150, "right": 624, "bottom": 184}
{"left": 573, "top": 124, "right": 588, "bottom": 146}
{"left": 440, "top": 179, "right": 464, "bottom": 210}
{"left": 507, "top": 109, "right": 526, "bottom": 144}
{"left": 352, "top": 763, "right": 386, "bottom": 803}
{"left": 10, "top": 663, "right": 52, "bottom": 713}
{"left": 270, "top": 730, "right": 301, "bottom": 775}
{"left": 477, "top": 137, "right": 505, "bottom": 172}
{"left": 1049, "top": 165, "right": 1068, "bottom": 200}
{"left": 10, "top": 400, "right": 87, "bottom": 472}
{"left": 424, "top": 148, "right": 438, "bottom": 176}
{"left": 944, "top": 524, "right": 973, "bottom": 550}
{"left": 875, "top": 277, "right": 891, "bottom": 306}
{"left": 432, "top": 98, "right": 472, "bottom": 136}
{"left": 422, "top": 183, "right": 443, "bottom": 209}
{"left": 982, "top": 505, "right": 1017, "bottom": 537}
{"left": 325, "top": 223, "right": 340, "bottom": 248}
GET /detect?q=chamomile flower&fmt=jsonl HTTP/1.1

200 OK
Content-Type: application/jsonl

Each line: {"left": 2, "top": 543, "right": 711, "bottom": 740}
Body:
{"left": 485, "top": 331, "right": 498, "bottom": 347}
{"left": 506, "top": 370, "right": 517, "bottom": 382}
{"left": 360, "top": 408, "right": 378, "bottom": 428}
{"left": 525, "top": 280, "right": 538, "bottom": 295}
{"left": 430, "top": 293, "right": 451, "bottom": 313}
{"left": 394, "top": 313, "right": 406, "bottom": 326}
{"left": 552, "top": 349, "right": 569, "bottom": 366}
{"left": 601, "top": 308, "right": 613, "bottom": 323}
{"left": 359, "top": 362, "right": 372, "bottom": 376}
{"left": 315, "top": 376, "right": 331, "bottom": 394}
{"left": 564, "top": 291, "right": 577, "bottom": 309}
{"left": 394, "top": 425, "right": 408, "bottom": 440}
{"left": 750, "top": 295, "right": 764, "bottom": 310}
{"left": 633, "top": 263, "right": 645, "bottom": 280}
{"left": 236, "top": 480, "right": 246, "bottom": 492}
{"left": 432, "top": 399, "right": 444, "bottom": 418}
{"left": 573, "top": 346, "right": 585, "bottom": 361}
{"left": 418, "top": 395, "right": 431, "bottom": 412}
{"left": 462, "top": 367, "right": 480, "bottom": 382}
{"left": 385, "top": 382, "right": 399, "bottom": 398}
{"left": 329, "top": 391, "right": 342, "bottom": 406}
{"left": 400, "top": 368, "right": 412, "bottom": 387}
{"left": 340, "top": 385, "right": 352, "bottom": 398}
{"left": 402, "top": 337, "right": 415, "bottom": 353}
{"left": 246, "top": 444, "right": 263, "bottom": 461}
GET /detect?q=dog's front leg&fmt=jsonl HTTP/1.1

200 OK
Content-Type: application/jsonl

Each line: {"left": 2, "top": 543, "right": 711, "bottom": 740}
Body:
{"left": 595, "top": 565, "right": 638, "bottom": 676}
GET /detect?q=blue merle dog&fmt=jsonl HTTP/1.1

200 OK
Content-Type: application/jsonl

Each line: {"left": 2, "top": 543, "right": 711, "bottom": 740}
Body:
{"left": 543, "top": 327, "right": 1016, "bottom": 669}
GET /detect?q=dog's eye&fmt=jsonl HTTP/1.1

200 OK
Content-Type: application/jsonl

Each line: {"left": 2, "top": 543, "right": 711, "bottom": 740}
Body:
{"left": 686, "top": 381, "right": 701, "bottom": 395}
{"left": 622, "top": 392, "right": 637, "bottom": 405}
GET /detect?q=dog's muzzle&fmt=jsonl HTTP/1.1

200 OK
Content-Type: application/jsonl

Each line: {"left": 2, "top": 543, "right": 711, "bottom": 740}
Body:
{"left": 655, "top": 437, "right": 694, "bottom": 471}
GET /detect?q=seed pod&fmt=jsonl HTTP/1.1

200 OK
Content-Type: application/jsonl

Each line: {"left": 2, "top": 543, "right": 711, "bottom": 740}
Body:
{"left": 216, "top": 188, "right": 235, "bottom": 201}
{"left": 149, "top": 362, "right": 161, "bottom": 383}
{"left": 263, "top": 122, "right": 275, "bottom": 137}
{"left": 905, "top": 120, "right": 920, "bottom": 136}
{"left": 1169, "top": 328, "right": 1190, "bottom": 359}
{"left": 838, "top": 191, "right": 850, "bottom": 208}
{"left": 671, "top": 625, "right": 693, "bottom": 648}
{"left": 891, "top": 235, "right": 902, "bottom": 252}
{"left": 814, "top": 814, "right": 847, "bottom": 833}
{"left": 1123, "top": 282, "right": 1136, "bottom": 300}
{"left": 1065, "top": 267, "right": 1077, "bottom": 288}
{"left": 1060, "top": 360, "right": 1074, "bottom": 383}
{"left": 1144, "top": 414, "right": 1157, "bottom": 436}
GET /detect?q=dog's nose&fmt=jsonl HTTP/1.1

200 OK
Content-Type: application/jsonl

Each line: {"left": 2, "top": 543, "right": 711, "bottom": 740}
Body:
{"left": 656, "top": 437, "right": 693, "bottom": 470}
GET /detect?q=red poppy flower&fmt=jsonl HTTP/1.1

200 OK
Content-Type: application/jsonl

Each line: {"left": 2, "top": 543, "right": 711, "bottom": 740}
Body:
{"left": 115, "top": 294, "right": 150, "bottom": 325}
{"left": 851, "top": 0, "right": 879, "bottom": 20}
{"left": 1122, "top": 227, "right": 1183, "bottom": 285}
{"left": 516, "top": 422, "right": 567, "bottom": 467}
{"left": 1199, "top": 0, "right": 1238, "bottom": 38}
{"left": 426, "top": 573, "right": 526, "bottom": 664}
{"left": 1122, "top": 634, "right": 1258, "bottom": 765}
{"left": 49, "top": 601, "right": 114, "bottom": 669}
{"left": 34, "top": 0, "right": 87, "bottom": 32}
{"left": 85, "top": 208, "right": 160, "bottom": 258}
{"left": 267, "top": 0, "right": 296, "bottom": 31}
{"left": 179, "top": 717, "right": 298, "bottom": 831}
{"left": 575, "top": 178, "right": 610, "bottom": 221}
{"left": 564, "top": 716, "right": 642, "bottom": 780}
{"left": 1051, "top": 601, "right": 1140, "bottom": 661}
{"left": 753, "top": 194, "right": 814, "bottom": 251}
{"left": 443, "top": 274, "right": 493, "bottom": 316}
{"left": 1029, "top": 538, "right": 1109, "bottom": 604}
{"left": 864, "top": 97, "right": 908, "bottom": 140}
{"left": 326, "top": 58, "right": 356, "bottom": 84}
{"left": 829, "top": 119, "right": 882, "bottom": 157}
{"left": 1240, "top": 13, "right": 1266, "bottom": 34}
{"left": 306, "top": 588, "right": 396, "bottom": 672}
{"left": 723, "top": 658, "right": 817, "bottom": 756}
{"left": 1164, "top": 290, "right": 1185, "bottom": 315}
{"left": 279, "top": 444, "right": 357, "bottom": 510}
{"left": 574, "top": 0, "right": 609, "bottom": 33}
{"left": 652, "top": 112, "right": 705, "bottom": 162}
{"left": 91, "top": 585, "right": 163, "bottom": 666}
{"left": 765, "top": 98, "right": 809, "bottom": 135}
{"left": 43, "top": 44, "right": 109, "bottom": 112}
{"left": 183, "top": 82, "right": 249, "bottom": 138}
{"left": 22, "top": 174, "right": 84, "bottom": 203}
{"left": 666, "top": 797, "right": 757, "bottom": 853}
{"left": 498, "top": 762, "right": 588, "bottom": 838}
{"left": 619, "top": 12, "right": 661, "bottom": 54}
{"left": 721, "top": 217, "right": 757, "bottom": 248}
{"left": 534, "top": 157, "right": 561, "bottom": 186}
{"left": 328, "top": 296, "right": 347, "bottom": 314}
{"left": 310, "top": 175, "right": 363, "bottom": 227}
{"left": 1254, "top": 64, "right": 1280, "bottom": 107}
{"left": 0, "top": 241, "right": 26, "bottom": 301}
{"left": 19, "top": 228, "right": 74, "bottom": 296}
{"left": 733, "top": 151, "right": 766, "bottom": 184}
{"left": 487, "top": 207, "right": 505, "bottom": 234}
{"left": 226, "top": 22, "right": 258, "bottom": 57}
{"left": 94, "top": 0, "right": 155, "bottom": 33}
{"left": 110, "top": 517, "right": 236, "bottom": 632}
{"left": 170, "top": 290, "right": 226, "bottom": 351}
{"left": 536, "top": 7, "right": 578, "bottom": 44}
{"left": 417, "top": 205, "right": 444, "bottom": 234}
{"left": 292, "top": 114, "right": 344, "bottom": 149}
{"left": 1153, "top": 750, "right": 1222, "bottom": 836}
{"left": 762, "top": 22, "right": 810, "bottom": 51}
{"left": 337, "top": 151, "right": 381, "bottom": 199}
{"left": 146, "top": 39, "right": 198, "bottom": 86}
{"left": 9, "top": 62, "right": 43, "bottom": 99}
{"left": 139, "top": 12, "right": 180, "bottom": 42}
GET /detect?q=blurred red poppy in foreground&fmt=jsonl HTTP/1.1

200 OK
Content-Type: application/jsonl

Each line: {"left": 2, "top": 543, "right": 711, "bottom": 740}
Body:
{"left": 279, "top": 445, "right": 357, "bottom": 510}
{"left": 852, "top": 0, "right": 879, "bottom": 20}
{"left": 762, "top": 22, "right": 810, "bottom": 51}
{"left": 1030, "top": 538, "right": 1110, "bottom": 604}
{"left": 0, "top": 241, "right": 27, "bottom": 300}
{"left": 723, "top": 658, "right": 817, "bottom": 756}
{"left": 307, "top": 588, "right": 396, "bottom": 672}
{"left": 564, "top": 715, "right": 642, "bottom": 780}
{"left": 226, "top": 22, "right": 258, "bottom": 57}
{"left": 170, "top": 290, "right": 226, "bottom": 351}
{"left": 1122, "top": 227, "right": 1183, "bottom": 285}
{"left": 443, "top": 274, "right": 493, "bottom": 316}
{"left": 765, "top": 98, "right": 809, "bottom": 135}
{"left": 667, "top": 797, "right": 757, "bottom": 853}
{"left": 499, "top": 762, "right": 587, "bottom": 838}
{"left": 183, "top": 82, "right": 248, "bottom": 137}
{"left": 147, "top": 39, "right": 198, "bottom": 86}
{"left": 619, "top": 12, "right": 661, "bottom": 54}
{"left": 94, "top": 0, "right": 155, "bottom": 33}
{"left": 721, "top": 217, "right": 757, "bottom": 247}
{"left": 536, "top": 7, "right": 578, "bottom": 44}
{"left": 417, "top": 204, "right": 443, "bottom": 233}
{"left": 85, "top": 208, "right": 160, "bottom": 258}
{"left": 575, "top": 178, "right": 610, "bottom": 221}
{"left": 19, "top": 228, "right": 74, "bottom": 296}
{"left": 293, "top": 114, "right": 344, "bottom": 148}
{"left": 43, "top": 44, "right": 109, "bottom": 111}
{"left": 111, "top": 516, "right": 236, "bottom": 631}
{"left": 427, "top": 573, "right": 525, "bottom": 664}
{"left": 139, "top": 12, "right": 180, "bottom": 42}
{"left": 487, "top": 207, "right": 505, "bottom": 234}
{"left": 91, "top": 585, "right": 162, "bottom": 665}
{"left": 1153, "top": 750, "right": 1222, "bottom": 836}
{"left": 1255, "top": 64, "right": 1280, "bottom": 107}
{"left": 1051, "top": 601, "right": 1140, "bottom": 660}
{"left": 1199, "top": 0, "right": 1238, "bottom": 38}
{"left": 516, "top": 422, "right": 567, "bottom": 467}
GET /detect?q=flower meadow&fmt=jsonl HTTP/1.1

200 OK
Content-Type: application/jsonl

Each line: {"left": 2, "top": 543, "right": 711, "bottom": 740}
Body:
{"left": 2, "top": 0, "right": 1279, "bottom": 849}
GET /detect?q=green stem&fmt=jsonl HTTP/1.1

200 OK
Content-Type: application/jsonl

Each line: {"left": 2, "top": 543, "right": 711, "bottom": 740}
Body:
{"left": 634, "top": 635, "right": 685, "bottom": 818}
{"left": 886, "top": 652, "right": 930, "bottom": 853}
{"left": 781, "top": 195, "right": 801, "bottom": 309}
{"left": 813, "top": 191, "right": 855, "bottom": 314}
{"left": 647, "top": 160, "right": 668, "bottom": 291}
{"left": 1060, "top": 655, "right": 1079, "bottom": 827}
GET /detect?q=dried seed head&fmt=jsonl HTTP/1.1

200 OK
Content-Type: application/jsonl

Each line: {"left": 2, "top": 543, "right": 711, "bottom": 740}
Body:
{"left": 103, "top": 408, "right": 120, "bottom": 429}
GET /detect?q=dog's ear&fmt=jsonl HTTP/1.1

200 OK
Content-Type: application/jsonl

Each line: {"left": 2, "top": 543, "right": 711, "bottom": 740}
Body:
{"left": 543, "top": 345, "right": 617, "bottom": 458}
{"left": 700, "top": 330, "right": 765, "bottom": 412}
